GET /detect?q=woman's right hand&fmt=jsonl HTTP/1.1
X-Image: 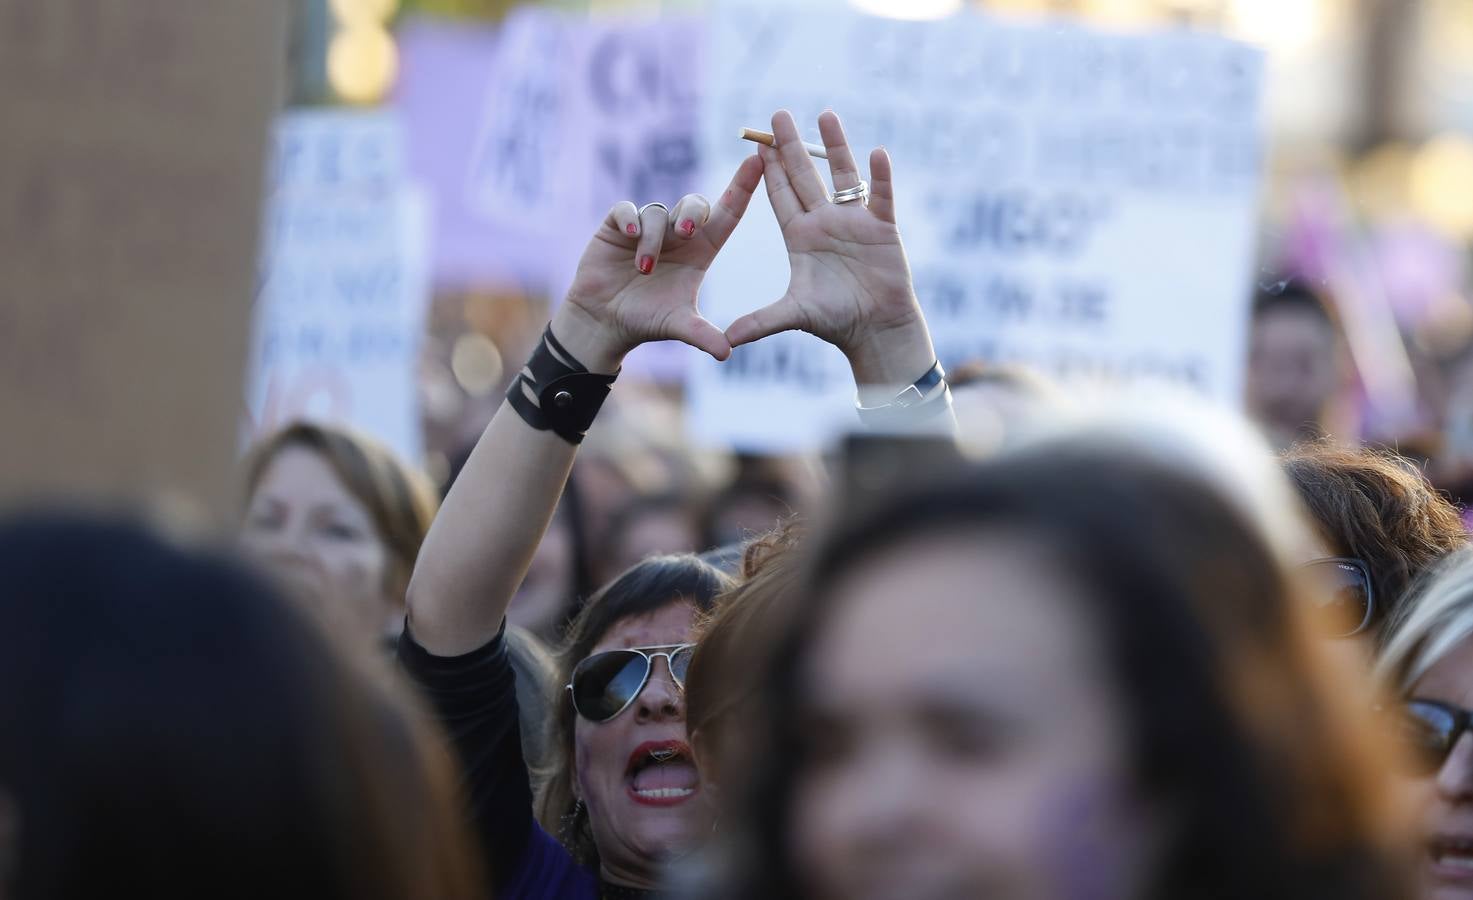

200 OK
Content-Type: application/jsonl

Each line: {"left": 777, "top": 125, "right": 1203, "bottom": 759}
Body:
{"left": 552, "top": 155, "right": 765, "bottom": 374}
{"left": 724, "top": 109, "right": 937, "bottom": 392}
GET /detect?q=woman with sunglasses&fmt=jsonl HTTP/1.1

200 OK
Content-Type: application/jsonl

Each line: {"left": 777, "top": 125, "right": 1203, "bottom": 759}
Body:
{"left": 1379, "top": 549, "right": 1473, "bottom": 897}
{"left": 702, "top": 437, "right": 1414, "bottom": 900}
{"left": 401, "top": 108, "right": 943, "bottom": 898}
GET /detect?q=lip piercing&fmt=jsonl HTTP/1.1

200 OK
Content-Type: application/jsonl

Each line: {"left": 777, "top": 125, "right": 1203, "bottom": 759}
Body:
{"left": 650, "top": 749, "right": 678, "bottom": 762}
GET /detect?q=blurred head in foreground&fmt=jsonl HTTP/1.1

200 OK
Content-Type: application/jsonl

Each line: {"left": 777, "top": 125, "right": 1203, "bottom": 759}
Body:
{"left": 716, "top": 438, "right": 1411, "bottom": 900}
{"left": 1246, "top": 281, "right": 1343, "bottom": 450}
{"left": 945, "top": 360, "right": 1060, "bottom": 456}
{"left": 1284, "top": 443, "right": 1468, "bottom": 642}
{"left": 1378, "top": 549, "right": 1473, "bottom": 899}
{"left": 241, "top": 422, "right": 438, "bottom": 645}
{"left": 687, "top": 518, "right": 806, "bottom": 796}
{"left": 0, "top": 513, "right": 480, "bottom": 900}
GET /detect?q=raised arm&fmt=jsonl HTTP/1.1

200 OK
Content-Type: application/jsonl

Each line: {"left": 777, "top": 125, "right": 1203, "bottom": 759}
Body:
{"left": 407, "top": 157, "right": 764, "bottom": 656}
{"left": 726, "top": 110, "right": 951, "bottom": 428}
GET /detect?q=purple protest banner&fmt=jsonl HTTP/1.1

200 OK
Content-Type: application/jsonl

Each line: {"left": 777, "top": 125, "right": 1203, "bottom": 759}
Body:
{"left": 396, "top": 17, "right": 563, "bottom": 292}
{"left": 395, "top": 11, "right": 705, "bottom": 379}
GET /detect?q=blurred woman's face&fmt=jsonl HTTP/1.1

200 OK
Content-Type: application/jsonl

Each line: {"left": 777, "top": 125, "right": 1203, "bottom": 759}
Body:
{"left": 510, "top": 510, "right": 574, "bottom": 641}
{"left": 1246, "top": 307, "right": 1339, "bottom": 441}
{"left": 1405, "top": 633, "right": 1473, "bottom": 899}
{"left": 241, "top": 445, "right": 395, "bottom": 642}
{"left": 573, "top": 601, "right": 714, "bottom": 883}
{"left": 606, "top": 509, "right": 700, "bottom": 581}
{"left": 790, "top": 532, "right": 1161, "bottom": 900}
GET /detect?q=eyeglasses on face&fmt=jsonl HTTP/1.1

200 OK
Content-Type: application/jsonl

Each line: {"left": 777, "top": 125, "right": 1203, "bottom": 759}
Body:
{"left": 566, "top": 644, "right": 694, "bottom": 723}
{"left": 1299, "top": 557, "right": 1374, "bottom": 638}
{"left": 1387, "top": 699, "right": 1473, "bottom": 775}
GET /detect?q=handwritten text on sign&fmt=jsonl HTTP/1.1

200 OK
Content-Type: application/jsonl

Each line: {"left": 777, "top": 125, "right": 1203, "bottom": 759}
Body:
{"left": 246, "top": 111, "right": 431, "bottom": 462}
{"left": 399, "top": 12, "right": 701, "bottom": 294}
{"left": 397, "top": 12, "right": 705, "bottom": 380}
{"left": 688, "top": 5, "right": 1264, "bottom": 452}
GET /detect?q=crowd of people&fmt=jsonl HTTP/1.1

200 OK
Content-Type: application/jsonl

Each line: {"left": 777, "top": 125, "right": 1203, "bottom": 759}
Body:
{"left": 7, "top": 108, "right": 1473, "bottom": 899}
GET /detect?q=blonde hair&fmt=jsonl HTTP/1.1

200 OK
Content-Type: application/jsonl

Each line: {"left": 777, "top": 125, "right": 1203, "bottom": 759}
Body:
{"left": 1376, "top": 548, "right": 1473, "bottom": 694}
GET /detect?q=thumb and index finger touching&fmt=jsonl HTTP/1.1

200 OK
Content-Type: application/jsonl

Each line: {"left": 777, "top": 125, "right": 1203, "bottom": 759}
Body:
{"left": 670, "top": 153, "right": 766, "bottom": 361}
{"left": 601, "top": 111, "right": 890, "bottom": 359}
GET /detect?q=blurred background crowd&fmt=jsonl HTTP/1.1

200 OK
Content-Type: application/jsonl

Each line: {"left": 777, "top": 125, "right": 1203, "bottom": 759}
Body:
{"left": 13, "top": 1, "right": 1473, "bottom": 898}
{"left": 276, "top": 0, "right": 1473, "bottom": 551}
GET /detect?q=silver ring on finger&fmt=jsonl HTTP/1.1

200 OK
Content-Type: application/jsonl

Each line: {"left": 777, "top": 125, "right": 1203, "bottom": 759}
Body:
{"left": 638, "top": 202, "right": 670, "bottom": 216}
{"left": 831, "top": 181, "right": 870, "bottom": 205}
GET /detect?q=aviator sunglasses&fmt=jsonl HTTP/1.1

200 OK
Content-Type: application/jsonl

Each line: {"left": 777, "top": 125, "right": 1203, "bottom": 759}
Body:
{"left": 1388, "top": 699, "right": 1473, "bottom": 775}
{"left": 566, "top": 643, "right": 694, "bottom": 723}
{"left": 1300, "top": 557, "right": 1375, "bottom": 638}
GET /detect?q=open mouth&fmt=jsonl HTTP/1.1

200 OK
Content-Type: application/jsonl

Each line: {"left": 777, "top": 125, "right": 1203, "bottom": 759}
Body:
{"left": 625, "top": 740, "right": 699, "bottom": 807}
{"left": 1429, "top": 836, "right": 1473, "bottom": 880}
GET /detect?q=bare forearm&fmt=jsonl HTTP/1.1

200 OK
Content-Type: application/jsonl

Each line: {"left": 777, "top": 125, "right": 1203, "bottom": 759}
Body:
{"left": 405, "top": 406, "right": 576, "bottom": 655}
{"left": 406, "top": 160, "right": 758, "bottom": 654}
{"left": 406, "top": 305, "right": 625, "bottom": 656}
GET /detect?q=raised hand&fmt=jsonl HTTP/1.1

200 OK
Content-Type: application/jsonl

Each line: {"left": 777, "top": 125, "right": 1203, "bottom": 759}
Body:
{"left": 554, "top": 155, "right": 765, "bottom": 372}
{"left": 411, "top": 157, "right": 765, "bottom": 656}
{"left": 725, "top": 110, "right": 935, "bottom": 389}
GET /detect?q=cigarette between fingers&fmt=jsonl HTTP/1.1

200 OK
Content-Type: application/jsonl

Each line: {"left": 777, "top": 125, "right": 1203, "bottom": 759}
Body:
{"left": 739, "top": 127, "right": 829, "bottom": 160}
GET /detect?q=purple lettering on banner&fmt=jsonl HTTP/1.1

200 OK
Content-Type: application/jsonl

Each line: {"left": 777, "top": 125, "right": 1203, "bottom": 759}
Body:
{"left": 394, "top": 12, "right": 705, "bottom": 380}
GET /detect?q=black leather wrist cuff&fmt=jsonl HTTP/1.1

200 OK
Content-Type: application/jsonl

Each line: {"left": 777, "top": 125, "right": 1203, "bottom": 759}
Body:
{"left": 506, "top": 327, "right": 619, "bottom": 445}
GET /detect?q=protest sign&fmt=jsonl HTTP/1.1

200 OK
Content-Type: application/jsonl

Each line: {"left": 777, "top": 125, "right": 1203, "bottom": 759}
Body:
{"left": 397, "top": 11, "right": 702, "bottom": 378}
{"left": 246, "top": 110, "right": 432, "bottom": 464}
{"left": 688, "top": 2, "right": 1265, "bottom": 452}
{"left": 400, "top": 11, "right": 701, "bottom": 292}
{"left": 0, "top": 1, "right": 286, "bottom": 518}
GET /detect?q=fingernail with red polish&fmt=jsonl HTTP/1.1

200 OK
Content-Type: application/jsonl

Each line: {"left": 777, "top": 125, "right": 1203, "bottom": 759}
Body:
{"left": 681, "top": 219, "right": 695, "bottom": 236}
{"left": 626, "top": 223, "right": 638, "bottom": 235}
{"left": 638, "top": 255, "right": 654, "bottom": 275}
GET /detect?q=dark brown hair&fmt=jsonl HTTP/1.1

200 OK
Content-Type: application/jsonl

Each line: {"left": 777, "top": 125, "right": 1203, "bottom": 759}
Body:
{"left": 716, "top": 444, "right": 1413, "bottom": 900}
{"left": 533, "top": 554, "right": 732, "bottom": 867}
{"left": 0, "top": 512, "right": 483, "bottom": 900}
{"left": 243, "top": 422, "right": 439, "bottom": 602}
{"left": 1252, "top": 278, "right": 1337, "bottom": 326}
{"left": 1283, "top": 442, "right": 1468, "bottom": 639}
